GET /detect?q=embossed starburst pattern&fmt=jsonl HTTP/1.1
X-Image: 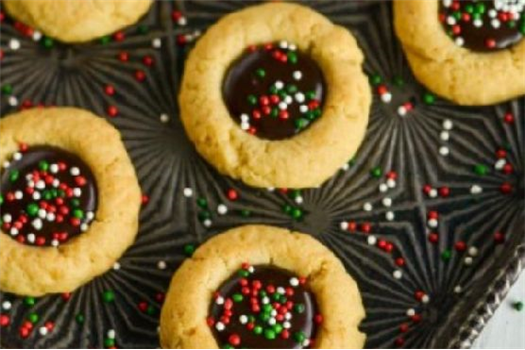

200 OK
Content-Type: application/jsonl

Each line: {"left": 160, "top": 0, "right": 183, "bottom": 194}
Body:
{"left": 0, "top": 1, "right": 523, "bottom": 348}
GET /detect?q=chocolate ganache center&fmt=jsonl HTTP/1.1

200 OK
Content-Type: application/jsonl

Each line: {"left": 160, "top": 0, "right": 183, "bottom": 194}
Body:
{"left": 208, "top": 264, "right": 321, "bottom": 349}
{"left": 0, "top": 145, "right": 98, "bottom": 247}
{"left": 222, "top": 41, "right": 326, "bottom": 140}
{"left": 439, "top": 0, "right": 524, "bottom": 52}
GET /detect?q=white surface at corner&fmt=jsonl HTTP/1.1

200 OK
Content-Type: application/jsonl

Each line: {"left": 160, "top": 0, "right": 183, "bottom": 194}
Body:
{"left": 474, "top": 272, "right": 525, "bottom": 349}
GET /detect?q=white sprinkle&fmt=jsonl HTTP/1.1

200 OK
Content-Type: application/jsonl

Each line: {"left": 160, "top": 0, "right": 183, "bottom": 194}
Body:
{"left": 39, "top": 327, "right": 48, "bottom": 336}
{"left": 285, "top": 312, "right": 292, "bottom": 320}
{"left": 393, "top": 270, "right": 403, "bottom": 279}
{"left": 473, "top": 19, "right": 483, "bottom": 27}
{"left": 397, "top": 106, "right": 407, "bottom": 117}
{"left": 422, "top": 295, "right": 430, "bottom": 304}
{"left": 429, "top": 189, "right": 438, "bottom": 198}
{"left": 73, "top": 188, "right": 82, "bottom": 197}
{"left": 290, "top": 277, "right": 299, "bottom": 286}
{"left": 33, "top": 31, "right": 42, "bottom": 41}
{"left": 271, "top": 310, "right": 277, "bottom": 317}
{"left": 217, "top": 204, "right": 228, "bottom": 215}
{"left": 215, "top": 322, "right": 225, "bottom": 331}
{"left": 455, "top": 37, "right": 465, "bottom": 47}
{"left": 239, "top": 315, "right": 248, "bottom": 324}
{"left": 278, "top": 102, "right": 288, "bottom": 110}
{"left": 340, "top": 221, "right": 349, "bottom": 231}
{"left": 14, "top": 191, "right": 23, "bottom": 200}
{"left": 363, "top": 202, "right": 373, "bottom": 211}
{"left": 3, "top": 214, "right": 12, "bottom": 223}
{"left": 46, "top": 212, "right": 56, "bottom": 222}
{"left": 113, "top": 262, "right": 121, "bottom": 270}
{"left": 70, "top": 167, "right": 80, "bottom": 176}
{"left": 13, "top": 152, "right": 22, "bottom": 161}
{"left": 279, "top": 40, "right": 288, "bottom": 49}
{"left": 491, "top": 19, "right": 501, "bottom": 28}
{"left": 248, "top": 266, "right": 254, "bottom": 273}
{"left": 32, "top": 218, "right": 43, "bottom": 230}
{"left": 295, "top": 92, "right": 305, "bottom": 103}
{"left": 203, "top": 219, "right": 212, "bottom": 227}
{"left": 283, "top": 321, "right": 292, "bottom": 329}
{"left": 367, "top": 235, "right": 377, "bottom": 245}
{"left": 470, "top": 185, "right": 483, "bottom": 194}
{"left": 284, "top": 95, "right": 293, "bottom": 104}
{"left": 386, "top": 211, "right": 395, "bottom": 221}
{"left": 464, "top": 257, "right": 473, "bottom": 266}
{"left": 443, "top": 0, "right": 452, "bottom": 7}
{"left": 152, "top": 38, "right": 162, "bottom": 48}
{"left": 81, "top": 223, "right": 89, "bottom": 232}
{"left": 49, "top": 164, "right": 59, "bottom": 173}
{"left": 2, "top": 301, "right": 12, "bottom": 310}
{"left": 379, "top": 183, "right": 389, "bottom": 193}
{"left": 288, "top": 44, "right": 297, "bottom": 51}
{"left": 178, "top": 17, "right": 187, "bottom": 26}
{"left": 488, "top": 9, "right": 498, "bottom": 18}
{"left": 275, "top": 81, "right": 284, "bottom": 90}
{"left": 107, "top": 329, "right": 116, "bottom": 339}
{"left": 240, "top": 114, "right": 249, "bottom": 122}
{"left": 468, "top": 247, "right": 478, "bottom": 257}
{"left": 294, "top": 196, "right": 303, "bottom": 204}
{"left": 293, "top": 71, "right": 303, "bottom": 81}
{"left": 160, "top": 113, "right": 170, "bottom": 123}
{"left": 262, "top": 297, "right": 270, "bottom": 305}
{"left": 268, "top": 317, "right": 276, "bottom": 325}
{"left": 9, "top": 39, "right": 20, "bottom": 50}
{"left": 36, "top": 180, "right": 46, "bottom": 189}
{"left": 440, "top": 131, "right": 450, "bottom": 141}
{"left": 86, "top": 211, "right": 95, "bottom": 220}
{"left": 51, "top": 239, "right": 59, "bottom": 247}
{"left": 33, "top": 192, "right": 41, "bottom": 200}
{"left": 495, "top": 158, "right": 506, "bottom": 170}
{"left": 240, "top": 121, "right": 250, "bottom": 130}
{"left": 303, "top": 339, "right": 310, "bottom": 347}
{"left": 157, "top": 260, "right": 167, "bottom": 270}
{"left": 277, "top": 287, "right": 286, "bottom": 295}
{"left": 381, "top": 93, "right": 392, "bottom": 103}
{"left": 8, "top": 96, "right": 18, "bottom": 107}
{"left": 443, "top": 119, "right": 453, "bottom": 130}
{"left": 439, "top": 146, "right": 450, "bottom": 156}
{"left": 406, "top": 308, "right": 416, "bottom": 317}
{"left": 341, "top": 163, "right": 350, "bottom": 171}
{"left": 38, "top": 209, "right": 47, "bottom": 219}
{"left": 428, "top": 218, "right": 439, "bottom": 228}
{"left": 299, "top": 105, "right": 308, "bottom": 113}
{"left": 183, "top": 188, "right": 193, "bottom": 197}
{"left": 382, "top": 197, "right": 392, "bottom": 207}
{"left": 454, "top": 285, "right": 462, "bottom": 294}
{"left": 387, "top": 179, "right": 397, "bottom": 188}
{"left": 446, "top": 16, "right": 456, "bottom": 25}
{"left": 216, "top": 296, "right": 224, "bottom": 305}
{"left": 10, "top": 228, "right": 18, "bottom": 236}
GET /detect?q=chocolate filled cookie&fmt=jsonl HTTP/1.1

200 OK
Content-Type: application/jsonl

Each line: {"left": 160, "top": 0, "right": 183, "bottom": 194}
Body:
{"left": 3, "top": 0, "right": 152, "bottom": 43}
{"left": 160, "top": 225, "right": 366, "bottom": 349}
{"left": 394, "top": 0, "right": 525, "bottom": 105}
{"left": 179, "top": 2, "right": 371, "bottom": 188}
{"left": 0, "top": 108, "right": 141, "bottom": 296}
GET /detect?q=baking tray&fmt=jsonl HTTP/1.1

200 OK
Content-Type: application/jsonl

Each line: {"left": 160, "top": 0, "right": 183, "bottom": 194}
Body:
{"left": 0, "top": 0, "right": 524, "bottom": 348}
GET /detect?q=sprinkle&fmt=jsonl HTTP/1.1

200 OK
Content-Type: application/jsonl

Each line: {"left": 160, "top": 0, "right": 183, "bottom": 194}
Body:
{"left": 9, "top": 39, "right": 20, "bottom": 50}
{"left": 367, "top": 235, "right": 377, "bottom": 245}
{"left": 157, "top": 261, "right": 167, "bottom": 270}
{"left": 183, "top": 188, "right": 193, "bottom": 197}
{"left": 393, "top": 270, "right": 403, "bottom": 279}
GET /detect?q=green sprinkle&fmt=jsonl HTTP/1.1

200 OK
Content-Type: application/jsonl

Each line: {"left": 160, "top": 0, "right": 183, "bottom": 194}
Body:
{"left": 393, "top": 76, "right": 404, "bottom": 87}
{"left": 286, "top": 84, "right": 298, "bottom": 94}
{"left": 0, "top": 195, "right": 3, "bottom": 205}
{"left": 137, "top": 25, "right": 149, "bottom": 34}
{"left": 260, "top": 312, "right": 270, "bottom": 322}
{"left": 258, "top": 291, "right": 267, "bottom": 298}
{"left": 58, "top": 190, "right": 66, "bottom": 198}
{"left": 294, "top": 303, "right": 305, "bottom": 314}
{"left": 75, "top": 313, "right": 85, "bottom": 324}
{"left": 452, "top": 10, "right": 462, "bottom": 20}
{"left": 73, "top": 209, "right": 84, "bottom": 219}
{"left": 28, "top": 312, "right": 39, "bottom": 323}
{"left": 222, "top": 345, "right": 234, "bottom": 349}
{"left": 264, "top": 329, "right": 277, "bottom": 340}
{"left": 24, "top": 297, "right": 35, "bottom": 307}
{"left": 271, "top": 108, "right": 279, "bottom": 118}
{"left": 473, "top": 164, "right": 488, "bottom": 176}
{"left": 51, "top": 189, "right": 58, "bottom": 198}
{"left": 269, "top": 85, "right": 278, "bottom": 94}
{"left": 1, "top": 84, "right": 13, "bottom": 95}
{"left": 464, "top": 4, "right": 474, "bottom": 13}
{"left": 100, "top": 36, "right": 111, "bottom": 45}
{"left": 198, "top": 210, "right": 211, "bottom": 221}
{"left": 441, "top": 249, "right": 452, "bottom": 262}
{"left": 196, "top": 197, "right": 208, "bottom": 208}
{"left": 9, "top": 170, "right": 19, "bottom": 182}
{"left": 27, "top": 203, "right": 39, "bottom": 217}
{"left": 240, "top": 209, "right": 251, "bottom": 217}
{"left": 294, "top": 331, "right": 306, "bottom": 343}
{"left": 508, "top": 20, "right": 516, "bottom": 29}
{"left": 287, "top": 52, "right": 298, "bottom": 64}
{"left": 348, "top": 158, "right": 356, "bottom": 166}
{"left": 282, "top": 204, "right": 293, "bottom": 214}
{"left": 423, "top": 92, "right": 435, "bottom": 105}
{"left": 305, "top": 111, "right": 316, "bottom": 120}
{"left": 183, "top": 244, "right": 195, "bottom": 257}
{"left": 291, "top": 208, "right": 303, "bottom": 220}
{"left": 232, "top": 293, "right": 243, "bottom": 303}
{"left": 370, "top": 74, "right": 382, "bottom": 86}
{"left": 146, "top": 305, "right": 156, "bottom": 315}
{"left": 273, "top": 323, "right": 283, "bottom": 334}
{"left": 313, "top": 108, "right": 322, "bottom": 118}
{"left": 254, "top": 325, "right": 263, "bottom": 335}
{"left": 247, "top": 95, "right": 258, "bottom": 106}
{"left": 514, "top": 301, "right": 523, "bottom": 311}
{"left": 278, "top": 90, "right": 288, "bottom": 99}
{"left": 294, "top": 118, "right": 308, "bottom": 129}
{"left": 474, "top": 3, "right": 485, "bottom": 14}
{"left": 104, "top": 338, "right": 115, "bottom": 348}
{"left": 238, "top": 269, "right": 250, "bottom": 278}
{"left": 255, "top": 68, "right": 266, "bottom": 78}
{"left": 472, "top": 12, "right": 482, "bottom": 20}
{"left": 371, "top": 166, "right": 382, "bottom": 178}
{"left": 42, "top": 37, "right": 54, "bottom": 49}
{"left": 39, "top": 160, "right": 49, "bottom": 171}
{"left": 306, "top": 91, "right": 316, "bottom": 100}
{"left": 263, "top": 304, "right": 273, "bottom": 313}
{"left": 290, "top": 189, "right": 301, "bottom": 199}
{"left": 71, "top": 199, "right": 80, "bottom": 207}
{"left": 102, "top": 290, "right": 115, "bottom": 303}
{"left": 44, "top": 191, "right": 53, "bottom": 200}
